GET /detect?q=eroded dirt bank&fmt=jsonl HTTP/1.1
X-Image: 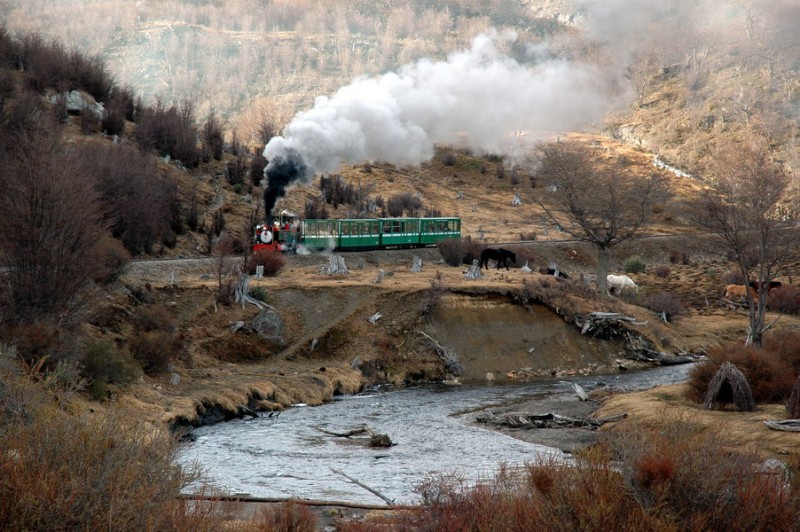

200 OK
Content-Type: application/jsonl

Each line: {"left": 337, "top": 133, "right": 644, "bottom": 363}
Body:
{"left": 110, "top": 239, "right": 800, "bottom": 455}
{"left": 113, "top": 246, "right": 643, "bottom": 429}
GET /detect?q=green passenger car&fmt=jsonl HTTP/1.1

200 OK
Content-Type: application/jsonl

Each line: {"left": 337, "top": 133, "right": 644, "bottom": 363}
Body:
{"left": 301, "top": 217, "right": 460, "bottom": 250}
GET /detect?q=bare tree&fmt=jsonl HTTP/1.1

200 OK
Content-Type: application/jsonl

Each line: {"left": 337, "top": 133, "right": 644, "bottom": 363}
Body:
{"left": 0, "top": 128, "right": 110, "bottom": 323}
{"left": 689, "top": 141, "right": 798, "bottom": 346}
{"left": 533, "top": 140, "right": 670, "bottom": 294}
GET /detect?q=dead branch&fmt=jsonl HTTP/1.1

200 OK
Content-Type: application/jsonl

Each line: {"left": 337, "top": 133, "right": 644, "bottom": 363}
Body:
{"left": 575, "top": 312, "right": 647, "bottom": 338}
{"left": 415, "top": 329, "right": 463, "bottom": 376}
{"left": 330, "top": 468, "right": 394, "bottom": 505}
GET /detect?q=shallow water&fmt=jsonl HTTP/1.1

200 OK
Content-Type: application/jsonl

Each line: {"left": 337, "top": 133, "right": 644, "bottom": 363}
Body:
{"left": 178, "top": 364, "right": 692, "bottom": 505}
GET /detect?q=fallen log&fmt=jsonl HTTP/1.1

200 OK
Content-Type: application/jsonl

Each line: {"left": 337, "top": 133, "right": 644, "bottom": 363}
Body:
{"left": 763, "top": 419, "right": 800, "bottom": 432}
{"left": 237, "top": 404, "right": 259, "bottom": 418}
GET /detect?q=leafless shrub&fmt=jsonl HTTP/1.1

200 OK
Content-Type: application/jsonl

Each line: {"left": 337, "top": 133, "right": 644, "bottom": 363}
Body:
{"left": 304, "top": 198, "right": 329, "bottom": 219}
{"left": 0, "top": 384, "right": 215, "bottom": 530}
{"left": 722, "top": 269, "right": 746, "bottom": 285}
{"left": 19, "top": 34, "right": 113, "bottom": 101}
{"left": 129, "top": 306, "right": 182, "bottom": 374}
{"left": 787, "top": 375, "right": 800, "bottom": 418}
{"left": 437, "top": 237, "right": 483, "bottom": 267}
{"left": 225, "top": 150, "right": 248, "bottom": 187}
{"left": 135, "top": 99, "right": 200, "bottom": 167}
{"left": 247, "top": 250, "right": 285, "bottom": 276}
{"left": 421, "top": 271, "right": 446, "bottom": 315}
{"left": 519, "top": 231, "right": 537, "bottom": 241}
{"left": 441, "top": 151, "right": 456, "bottom": 166}
{"left": 654, "top": 265, "right": 671, "bottom": 278}
{"left": 319, "top": 174, "right": 366, "bottom": 208}
{"left": 3, "top": 89, "right": 48, "bottom": 134}
{"left": 76, "top": 141, "right": 177, "bottom": 254}
{"left": 101, "top": 99, "right": 126, "bottom": 135}
{"left": 668, "top": 249, "right": 690, "bottom": 264}
{"left": 249, "top": 151, "right": 267, "bottom": 187}
{"left": 762, "top": 329, "right": 800, "bottom": 375}
{"left": 640, "top": 290, "right": 685, "bottom": 321}
{"left": 387, "top": 192, "right": 422, "bottom": 217}
{"left": 254, "top": 501, "right": 317, "bottom": 531}
{"left": 0, "top": 130, "right": 110, "bottom": 322}
{"left": 211, "top": 210, "right": 226, "bottom": 237}
{"left": 767, "top": 284, "right": 800, "bottom": 315}
{"left": 201, "top": 110, "right": 224, "bottom": 162}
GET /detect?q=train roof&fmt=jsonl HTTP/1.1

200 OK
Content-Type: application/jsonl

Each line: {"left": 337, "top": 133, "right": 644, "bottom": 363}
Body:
{"left": 303, "top": 216, "right": 461, "bottom": 223}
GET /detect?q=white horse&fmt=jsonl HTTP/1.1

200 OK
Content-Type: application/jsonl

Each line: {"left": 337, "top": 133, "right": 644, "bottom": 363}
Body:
{"left": 607, "top": 274, "right": 637, "bottom": 293}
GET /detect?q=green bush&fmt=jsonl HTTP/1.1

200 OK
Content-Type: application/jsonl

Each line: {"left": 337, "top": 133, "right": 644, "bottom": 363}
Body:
{"left": 81, "top": 341, "right": 141, "bottom": 386}
{"left": 249, "top": 286, "right": 268, "bottom": 302}
{"left": 623, "top": 256, "right": 646, "bottom": 274}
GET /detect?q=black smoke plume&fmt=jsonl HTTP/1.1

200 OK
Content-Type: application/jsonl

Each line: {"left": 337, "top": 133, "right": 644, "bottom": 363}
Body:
{"left": 263, "top": 146, "right": 309, "bottom": 225}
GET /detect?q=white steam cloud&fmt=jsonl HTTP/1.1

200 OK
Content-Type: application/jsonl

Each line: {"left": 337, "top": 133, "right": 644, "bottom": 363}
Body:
{"left": 263, "top": 29, "right": 622, "bottom": 184}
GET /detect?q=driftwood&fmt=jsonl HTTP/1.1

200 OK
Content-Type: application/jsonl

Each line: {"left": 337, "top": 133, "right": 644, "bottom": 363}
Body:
{"left": 237, "top": 404, "right": 259, "bottom": 418}
{"left": 763, "top": 419, "right": 800, "bottom": 432}
{"left": 313, "top": 425, "right": 393, "bottom": 447}
{"left": 572, "top": 383, "right": 589, "bottom": 401}
{"left": 475, "top": 411, "right": 627, "bottom": 430}
{"left": 575, "top": 312, "right": 647, "bottom": 338}
{"left": 330, "top": 468, "right": 394, "bottom": 505}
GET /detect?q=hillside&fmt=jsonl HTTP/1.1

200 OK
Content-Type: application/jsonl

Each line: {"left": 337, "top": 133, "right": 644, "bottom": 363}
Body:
{"left": 2, "top": 7, "right": 800, "bottom": 528}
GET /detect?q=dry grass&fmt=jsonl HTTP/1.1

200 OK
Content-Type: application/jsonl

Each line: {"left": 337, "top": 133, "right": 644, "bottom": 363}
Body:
{"left": 0, "top": 377, "right": 233, "bottom": 531}
{"left": 595, "top": 384, "right": 800, "bottom": 461}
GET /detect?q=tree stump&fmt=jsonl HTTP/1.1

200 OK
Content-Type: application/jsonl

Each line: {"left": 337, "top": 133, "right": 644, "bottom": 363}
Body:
{"left": 323, "top": 255, "right": 348, "bottom": 275}
{"left": 464, "top": 259, "right": 482, "bottom": 280}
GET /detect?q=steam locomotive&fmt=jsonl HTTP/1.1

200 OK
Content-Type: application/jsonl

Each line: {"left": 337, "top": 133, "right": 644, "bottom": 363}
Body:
{"left": 252, "top": 210, "right": 462, "bottom": 253}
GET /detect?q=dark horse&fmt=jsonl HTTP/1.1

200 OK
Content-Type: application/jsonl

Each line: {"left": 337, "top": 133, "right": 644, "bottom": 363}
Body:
{"left": 479, "top": 248, "right": 516, "bottom": 270}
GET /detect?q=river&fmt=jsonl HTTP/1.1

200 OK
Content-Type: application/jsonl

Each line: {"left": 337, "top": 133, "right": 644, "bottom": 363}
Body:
{"left": 178, "top": 364, "right": 693, "bottom": 505}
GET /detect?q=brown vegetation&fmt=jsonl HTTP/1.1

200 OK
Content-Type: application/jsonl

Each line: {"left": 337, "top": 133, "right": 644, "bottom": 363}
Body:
{"left": 0, "top": 379, "right": 226, "bottom": 531}
{"left": 405, "top": 422, "right": 800, "bottom": 530}
{"left": 686, "top": 339, "right": 797, "bottom": 405}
